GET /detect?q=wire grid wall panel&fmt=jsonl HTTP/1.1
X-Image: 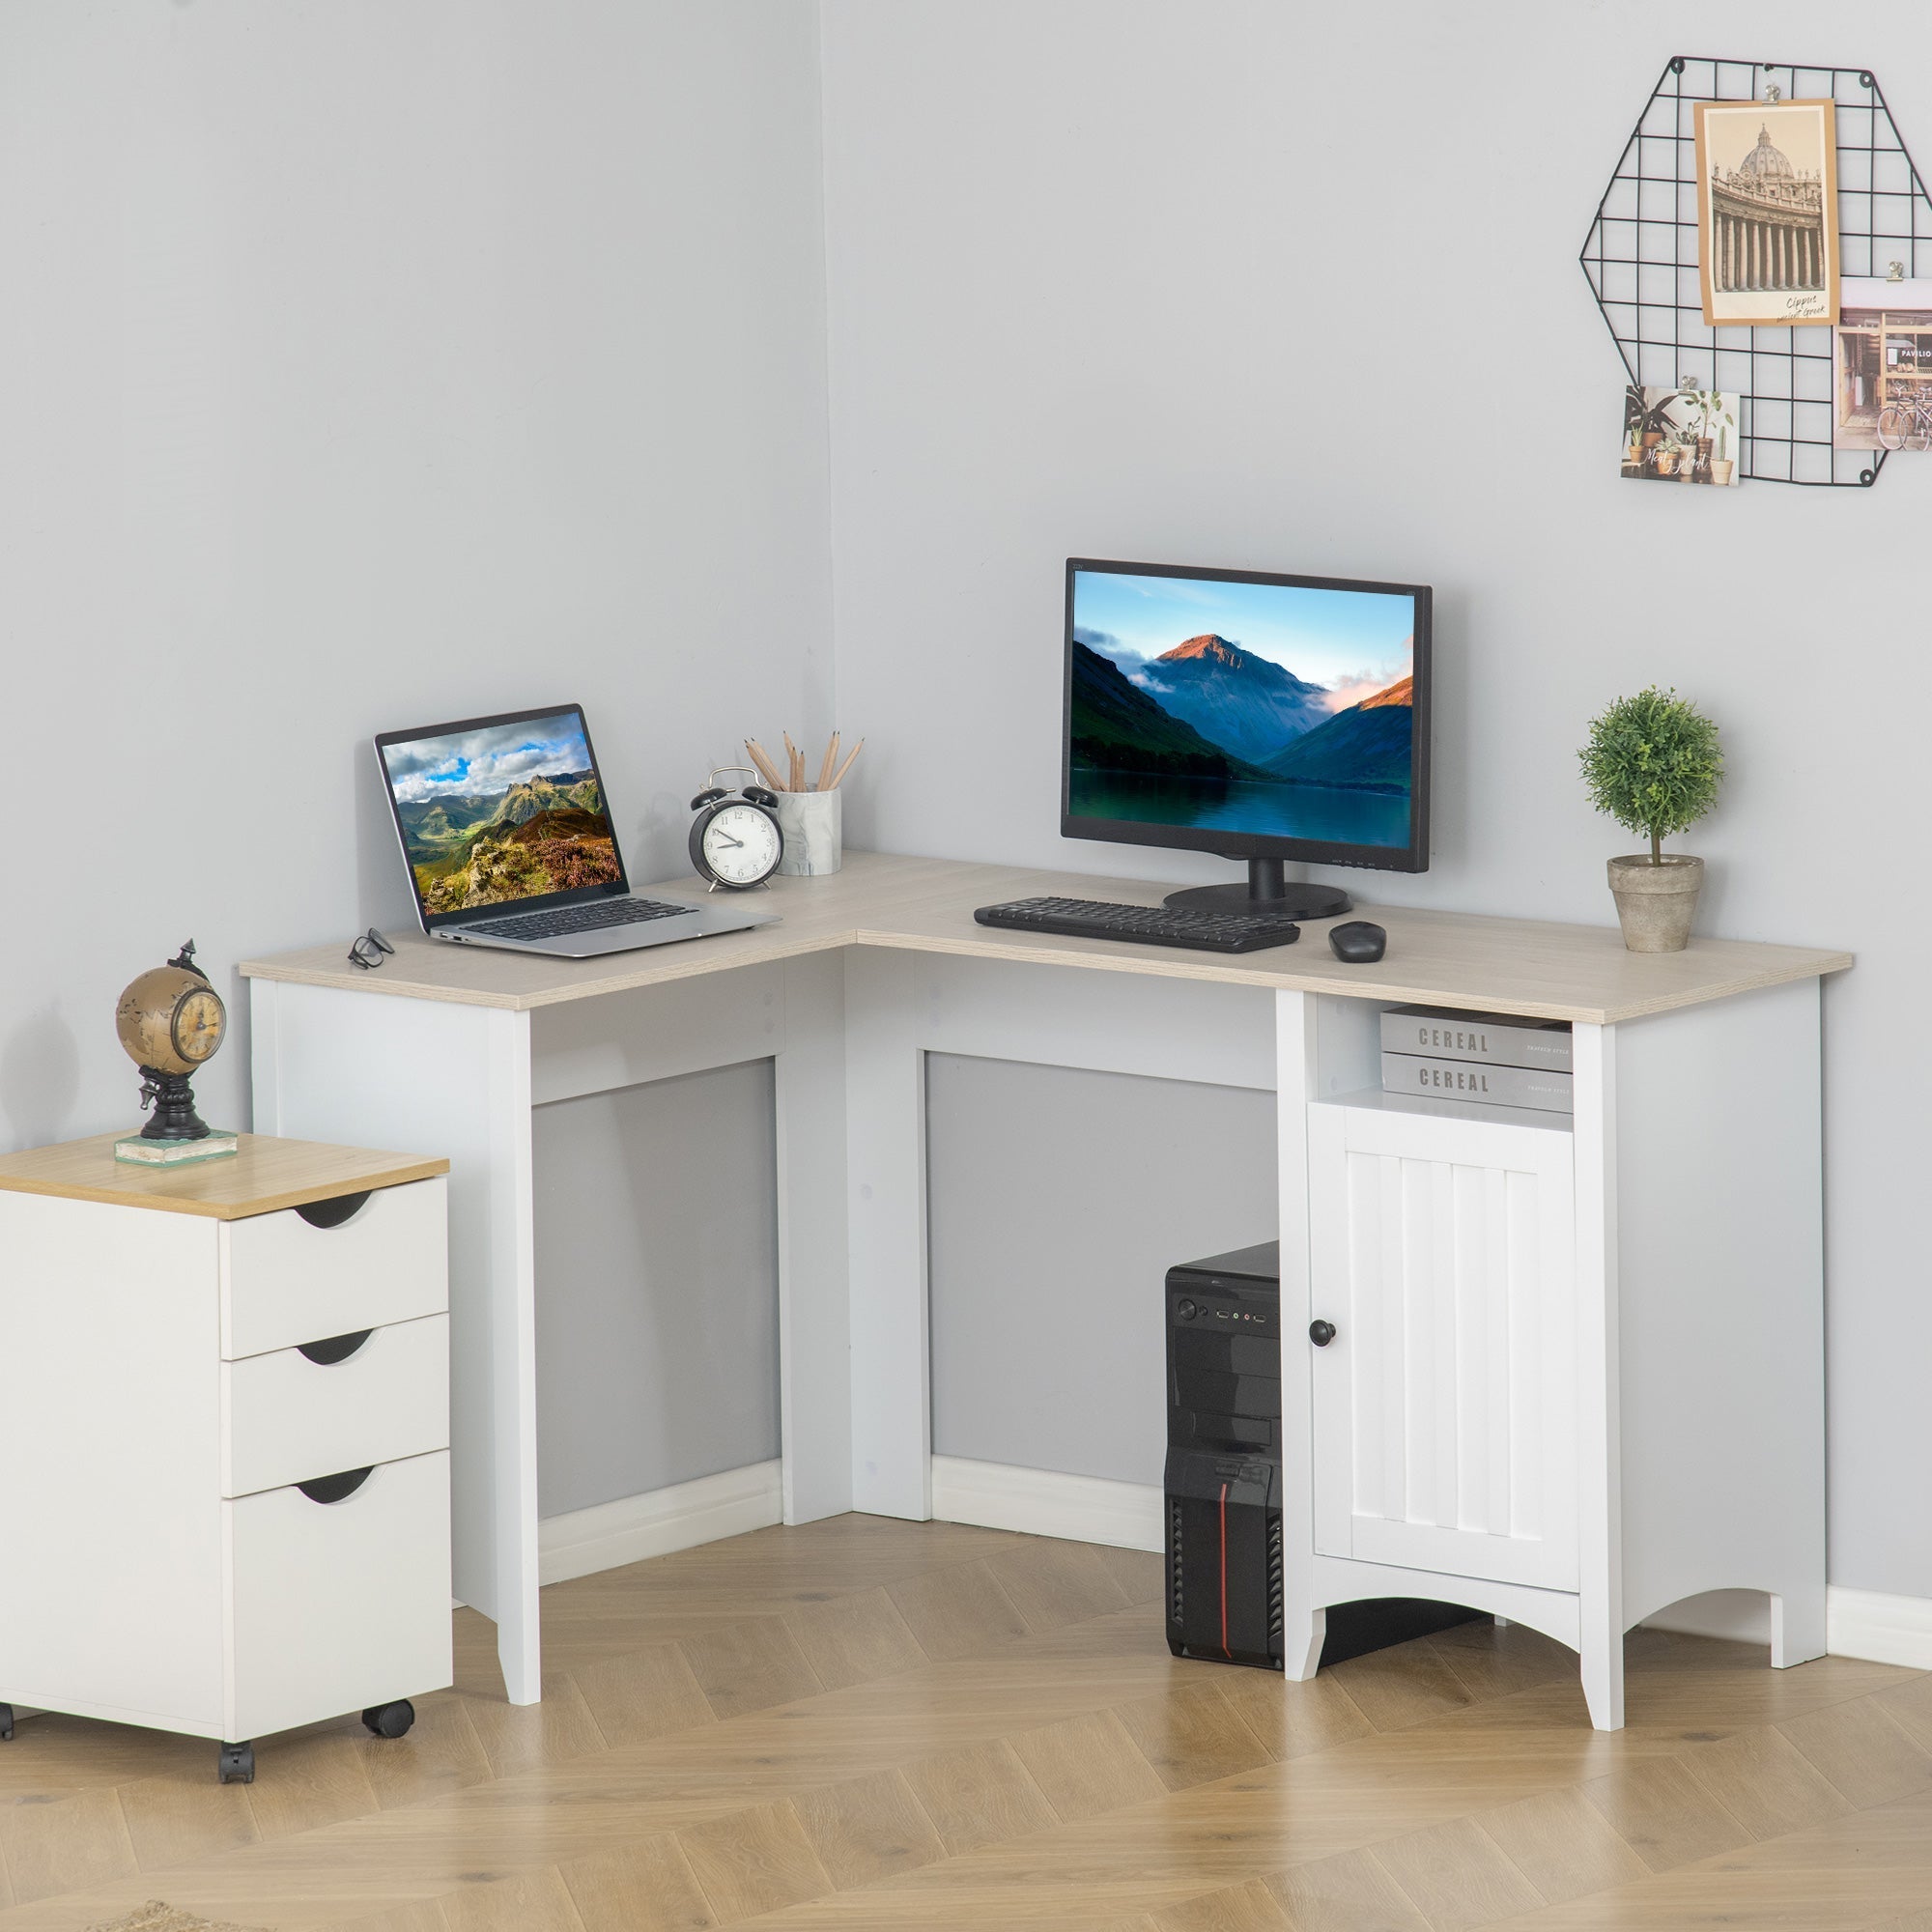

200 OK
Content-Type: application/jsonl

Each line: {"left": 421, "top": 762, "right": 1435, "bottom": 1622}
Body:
{"left": 1581, "top": 56, "right": 1932, "bottom": 487}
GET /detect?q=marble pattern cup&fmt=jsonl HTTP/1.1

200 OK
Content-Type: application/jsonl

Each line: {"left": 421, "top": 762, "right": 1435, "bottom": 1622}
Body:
{"left": 776, "top": 788, "right": 842, "bottom": 876}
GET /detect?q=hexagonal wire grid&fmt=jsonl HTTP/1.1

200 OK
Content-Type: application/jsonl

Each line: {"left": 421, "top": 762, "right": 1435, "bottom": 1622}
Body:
{"left": 1581, "top": 56, "right": 1932, "bottom": 486}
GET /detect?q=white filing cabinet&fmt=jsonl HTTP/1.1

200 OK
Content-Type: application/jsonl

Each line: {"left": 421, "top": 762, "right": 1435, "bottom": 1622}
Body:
{"left": 0, "top": 1133, "right": 454, "bottom": 1782}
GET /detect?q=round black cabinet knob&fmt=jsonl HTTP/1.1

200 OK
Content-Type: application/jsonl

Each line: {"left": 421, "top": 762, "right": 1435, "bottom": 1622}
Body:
{"left": 1308, "top": 1320, "right": 1337, "bottom": 1347}
{"left": 1176, "top": 1298, "right": 1198, "bottom": 1322}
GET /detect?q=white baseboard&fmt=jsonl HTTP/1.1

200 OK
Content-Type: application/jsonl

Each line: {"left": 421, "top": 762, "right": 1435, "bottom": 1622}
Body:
{"left": 1825, "top": 1587, "right": 1932, "bottom": 1669}
{"left": 927, "top": 1461, "right": 1932, "bottom": 1672}
{"left": 538, "top": 1460, "right": 782, "bottom": 1585}
{"left": 1642, "top": 1585, "right": 1932, "bottom": 1669}
{"left": 929, "top": 1455, "right": 1163, "bottom": 1553}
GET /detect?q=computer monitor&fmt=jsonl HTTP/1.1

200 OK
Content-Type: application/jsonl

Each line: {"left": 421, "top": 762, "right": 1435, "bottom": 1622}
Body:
{"left": 1063, "top": 557, "right": 1431, "bottom": 917}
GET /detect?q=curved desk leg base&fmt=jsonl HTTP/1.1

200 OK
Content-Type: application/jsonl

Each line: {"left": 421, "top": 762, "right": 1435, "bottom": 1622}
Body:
{"left": 1283, "top": 1606, "right": 1325, "bottom": 1683}
{"left": 1771, "top": 1588, "right": 1828, "bottom": 1670}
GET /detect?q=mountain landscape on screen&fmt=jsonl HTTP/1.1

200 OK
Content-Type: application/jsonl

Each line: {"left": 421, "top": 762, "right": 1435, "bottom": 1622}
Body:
{"left": 396, "top": 767, "right": 620, "bottom": 912}
{"left": 1136, "top": 636, "right": 1334, "bottom": 764}
{"left": 1070, "top": 634, "right": 1412, "bottom": 795}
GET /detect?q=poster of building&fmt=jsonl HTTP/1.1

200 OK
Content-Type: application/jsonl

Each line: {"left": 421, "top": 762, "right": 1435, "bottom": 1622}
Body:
{"left": 1833, "top": 279, "right": 1932, "bottom": 450}
{"left": 1695, "top": 99, "right": 1838, "bottom": 327}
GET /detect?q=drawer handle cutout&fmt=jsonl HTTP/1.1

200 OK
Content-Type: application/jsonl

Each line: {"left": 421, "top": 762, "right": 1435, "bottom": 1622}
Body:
{"left": 297, "top": 1466, "right": 375, "bottom": 1505}
{"left": 296, "top": 1190, "right": 372, "bottom": 1230}
{"left": 298, "top": 1329, "right": 374, "bottom": 1366}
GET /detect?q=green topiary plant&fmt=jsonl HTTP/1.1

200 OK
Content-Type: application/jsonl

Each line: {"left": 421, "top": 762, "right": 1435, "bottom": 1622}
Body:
{"left": 1577, "top": 686, "right": 1723, "bottom": 866}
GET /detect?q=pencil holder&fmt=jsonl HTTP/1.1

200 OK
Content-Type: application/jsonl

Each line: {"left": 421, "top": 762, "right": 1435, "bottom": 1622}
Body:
{"left": 775, "top": 788, "right": 841, "bottom": 877}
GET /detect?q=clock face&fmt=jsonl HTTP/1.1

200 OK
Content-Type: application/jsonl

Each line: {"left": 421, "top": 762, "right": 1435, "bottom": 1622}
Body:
{"left": 702, "top": 802, "right": 781, "bottom": 887}
{"left": 171, "top": 986, "right": 226, "bottom": 1064}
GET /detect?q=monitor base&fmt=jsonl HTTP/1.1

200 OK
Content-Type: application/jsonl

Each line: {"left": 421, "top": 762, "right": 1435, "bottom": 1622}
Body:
{"left": 1164, "top": 859, "right": 1350, "bottom": 922}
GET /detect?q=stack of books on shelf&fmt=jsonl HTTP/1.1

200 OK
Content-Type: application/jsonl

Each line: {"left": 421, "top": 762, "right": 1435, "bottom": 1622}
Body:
{"left": 1379, "top": 1005, "right": 1573, "bottom": 1115}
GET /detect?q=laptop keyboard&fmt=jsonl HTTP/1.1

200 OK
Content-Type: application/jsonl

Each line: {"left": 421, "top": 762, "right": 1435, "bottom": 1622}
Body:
{"left": 464, "top": 898, "right": 696, "bottom": 941}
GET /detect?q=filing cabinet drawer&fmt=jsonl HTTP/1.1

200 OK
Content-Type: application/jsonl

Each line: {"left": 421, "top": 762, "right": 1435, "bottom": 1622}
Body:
{"left": 226, "top": 1450, "right": 452, "bottom": 1744}
{"left": 221, "top": 1314, "right": 449, "bottom": 1499}
{"left": 220, "top": 1178, "right": 447, "bottom": 1360}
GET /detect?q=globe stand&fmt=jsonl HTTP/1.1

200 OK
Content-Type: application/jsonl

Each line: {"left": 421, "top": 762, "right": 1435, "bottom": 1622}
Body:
{"left": 1163, "top": 857, "right": 1351, "bottom": 921}
{"left": 139, "top": 1068, "right": 212, "bottom": 1142}
{"left": 114, "top": 1068, "right": 239, "bottom": 1167}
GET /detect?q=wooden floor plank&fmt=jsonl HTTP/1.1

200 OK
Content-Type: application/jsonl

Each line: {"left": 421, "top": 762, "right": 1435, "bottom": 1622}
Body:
{"left": 678, "top": 1622, "right": 824, "bottom": 1724}
{"left": 1114, "top": 1683, "right": 1275, "bottom": 1792}
{"left": 781, "top": 1588, "right": 929, "bottom": 1692}
{"left": 1466, "top": 1784, "right": 1650, "bottom": 1906}
{"left": 0, "top": 1517, "right": 1921, "bottom": 1932}
{"left": 675, "top": 1800, "right": 834, "bottom": 1922}
{"left": 887, "top": 1561, "right": 1032, "bottom": 1663}
{"left": 790, "top": 1768, "right": 947, "bottom": 1889}
{"left": 1778, "top": 1697, "right": 1932, "bottom": 1810}
{"left": 1007, "top": 1710, "right": 1168, "bottom": 1824}
{"left": 559, "top": 1833, "right": 718, "bottom": 1932}
{"left": 1366, "top": 1816, "right": 1545, "bottom": 1930}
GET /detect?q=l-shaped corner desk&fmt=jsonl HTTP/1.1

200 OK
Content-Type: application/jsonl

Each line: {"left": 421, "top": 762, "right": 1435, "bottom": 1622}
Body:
{"left": 241, "top": 851, "right": 1852, "bottom": 1729}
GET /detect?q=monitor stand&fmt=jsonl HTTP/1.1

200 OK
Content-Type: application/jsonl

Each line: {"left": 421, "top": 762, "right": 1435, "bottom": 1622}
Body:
{"left": 1164, "top": 858, "right": 1350, "bottom": 921}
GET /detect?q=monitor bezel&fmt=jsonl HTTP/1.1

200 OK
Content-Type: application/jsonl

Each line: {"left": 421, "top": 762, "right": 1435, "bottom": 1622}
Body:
{"left": 1061, "top": 556, "right": 1432, "bottom": 875}
{"left": 374, "top": 702, "right": 634, "bottom": 931}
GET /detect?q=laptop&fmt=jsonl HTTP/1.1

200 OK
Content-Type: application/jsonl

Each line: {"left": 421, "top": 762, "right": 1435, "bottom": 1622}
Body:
{"left": 375, "top": 704, "right": 780, "bottom": 958}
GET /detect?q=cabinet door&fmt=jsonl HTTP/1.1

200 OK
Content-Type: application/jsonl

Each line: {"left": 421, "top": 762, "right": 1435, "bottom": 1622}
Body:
{"left": 1308, "top": 1103, "right": 1577, "bottom": 1591}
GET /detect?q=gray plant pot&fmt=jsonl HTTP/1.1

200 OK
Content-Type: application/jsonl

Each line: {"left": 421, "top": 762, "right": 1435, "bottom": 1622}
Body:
{"left": 1607, "top": 854, "right": 1704, "bottom": 952}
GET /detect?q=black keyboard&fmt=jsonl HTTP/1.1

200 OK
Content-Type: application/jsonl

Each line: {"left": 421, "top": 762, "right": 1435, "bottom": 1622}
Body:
{"left": 463, "top": 897, "right": 696, "bottom": 941}
{"left": 974, "top": 896, "right": 1301, "bottom": 954}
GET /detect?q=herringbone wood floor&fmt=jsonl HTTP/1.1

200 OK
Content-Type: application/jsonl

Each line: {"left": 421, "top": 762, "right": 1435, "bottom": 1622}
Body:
{"left": 2, "top": 1516, "right": 1930, "bottom": 1930}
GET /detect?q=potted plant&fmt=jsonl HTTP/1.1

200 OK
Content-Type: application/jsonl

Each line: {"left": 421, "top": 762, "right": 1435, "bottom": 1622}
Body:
{"left": 1672, "top": 428, "right": 1700, "bottom": 479}
{"left": 1655, "top": 441, "right": 1680, "bottom": 476}
{"left": 1577, "top": 686, "right": 1724, "bottom": 952}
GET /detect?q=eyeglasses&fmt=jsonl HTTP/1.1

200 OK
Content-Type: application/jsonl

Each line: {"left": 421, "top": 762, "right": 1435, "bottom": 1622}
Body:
{"left": 347, "top": 927, "right": 396, "bottom": 971}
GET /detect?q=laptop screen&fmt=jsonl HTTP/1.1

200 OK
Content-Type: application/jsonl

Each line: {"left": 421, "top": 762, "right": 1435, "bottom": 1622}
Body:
{"left": 376, "top": 706, "right": 628, "bottom": 922}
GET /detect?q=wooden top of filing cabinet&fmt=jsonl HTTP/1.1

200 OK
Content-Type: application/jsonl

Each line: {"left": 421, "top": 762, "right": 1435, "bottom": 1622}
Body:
{"left": 0, "top": 1132, "right": 448, "bottom": 1220}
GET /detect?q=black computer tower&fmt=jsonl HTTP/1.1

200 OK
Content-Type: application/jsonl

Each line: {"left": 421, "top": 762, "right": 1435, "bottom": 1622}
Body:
{"left": 1164, "top": 1239, "right": 1481, "bottom": 1670}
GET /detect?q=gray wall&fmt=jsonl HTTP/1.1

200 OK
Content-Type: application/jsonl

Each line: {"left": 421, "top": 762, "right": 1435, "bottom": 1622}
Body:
{"left": 533, "top": 1062, "right": 780, "bottom": 1519}
{"left": 0, "top": 0, "right": 832, "bottom": 1149}
{"left": 821, "top": 0, "right": 1932, "bottom": 1600}
{"left": 927, "top": 1055, "right": 1276, "bottom": 1487}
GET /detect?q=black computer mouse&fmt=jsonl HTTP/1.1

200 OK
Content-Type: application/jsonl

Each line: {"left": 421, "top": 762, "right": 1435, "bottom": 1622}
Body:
{"left": 1328, "top": 920, "right": 1387, "bottom": 964}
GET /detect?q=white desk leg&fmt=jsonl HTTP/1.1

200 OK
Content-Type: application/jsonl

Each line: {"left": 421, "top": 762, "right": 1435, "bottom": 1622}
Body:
{"left": 844, "top": 948, "right": 931, "bottom": 1519}
{"left": 250, "top": 982, "right": 544, "bottom": 1706}
{"left": 1573, "top": 1021, "right": 1625, "bottom": 1732}
{"left": 776, "top": 952, "right": 854, "bottom": 1524}
{"left": 1275, "top": 990, "right": 1323, "bottom": 1682}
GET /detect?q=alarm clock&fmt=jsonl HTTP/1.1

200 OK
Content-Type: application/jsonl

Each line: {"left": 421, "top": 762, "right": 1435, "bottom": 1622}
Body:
{"left": 114, "top": 940, "right": 233, "bottom": 1154}
{"left": 689, "top": 769, "right": 784, "bottom": 890}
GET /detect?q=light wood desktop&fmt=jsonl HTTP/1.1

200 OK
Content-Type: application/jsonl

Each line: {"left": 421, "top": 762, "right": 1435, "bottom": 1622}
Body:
{"left": 241, "top": 851, "right": 1851, "bottom": 1726}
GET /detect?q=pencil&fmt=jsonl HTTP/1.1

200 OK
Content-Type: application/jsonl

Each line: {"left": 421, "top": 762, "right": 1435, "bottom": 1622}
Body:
{"left": 828, "top": 737, "right": 865, "bottom": 789}
{"left": 784, "top": 733, "right": 804, "bottom": 792}
{"left": 815, "top": 732, "right": 839, "bottom": 794}
{"left": 745, "top": 740, "right": 784, "bottom": 790}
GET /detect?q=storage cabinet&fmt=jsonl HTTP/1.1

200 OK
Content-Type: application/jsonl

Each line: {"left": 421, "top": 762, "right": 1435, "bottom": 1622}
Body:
{"left": 0, "top": 1133, "right": 454, "bottom": 1780}
{"left": 1281, "top": 980, "right": 1829, "bottom": 1731}
{"left": 1307, "top": 1099, "right": 1577, "bottom": 1594}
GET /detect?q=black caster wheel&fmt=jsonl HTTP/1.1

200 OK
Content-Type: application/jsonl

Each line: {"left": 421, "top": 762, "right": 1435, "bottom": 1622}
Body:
{"left": 0, "top": 1703, "right": 14, "bottom": 1742}
{"left": 217, "top": 1741, "right": 254, "bottom": 1784}
{"left": 361, "top": 1699, "right": 415, "bottom": 1740}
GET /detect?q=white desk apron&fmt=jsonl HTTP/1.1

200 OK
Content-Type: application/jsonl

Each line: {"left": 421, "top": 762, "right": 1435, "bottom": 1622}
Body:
{"left": 241, "top": 851, "right": 1852, "bottom": 1726}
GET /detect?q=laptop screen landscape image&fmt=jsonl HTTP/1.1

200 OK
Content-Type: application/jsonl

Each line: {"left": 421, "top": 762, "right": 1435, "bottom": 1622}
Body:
{"left": 379, "top": 709, "right": 622, "bottom": 915}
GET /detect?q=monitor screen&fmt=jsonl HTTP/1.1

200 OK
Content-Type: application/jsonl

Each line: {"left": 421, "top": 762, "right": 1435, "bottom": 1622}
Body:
{"left": 376, "top": 706, "right": 625, "bottom": 919}
{"left": 1064, "top": 559, "right": 1430, "bottom": 871}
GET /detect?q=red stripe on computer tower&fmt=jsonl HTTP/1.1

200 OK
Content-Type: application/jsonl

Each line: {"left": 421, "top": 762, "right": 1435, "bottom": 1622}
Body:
{"left": 1218, "top": 1482, "right": 1230, "bottom": 1659}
